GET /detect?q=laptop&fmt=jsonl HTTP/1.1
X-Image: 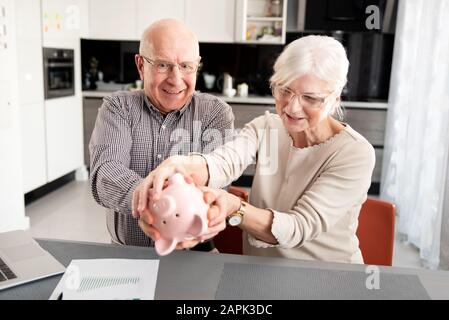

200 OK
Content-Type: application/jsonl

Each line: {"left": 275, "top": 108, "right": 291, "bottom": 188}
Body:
{"left": 0, "top": 230, "right": 65, "bottom": 291}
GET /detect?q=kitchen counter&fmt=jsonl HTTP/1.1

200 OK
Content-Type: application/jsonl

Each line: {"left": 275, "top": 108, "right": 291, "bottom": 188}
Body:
{"left": 83, "top": 90, "right": 116, "bottom": 98}
{"left": 82, "top": 90, "right": 388, "bottom": 109}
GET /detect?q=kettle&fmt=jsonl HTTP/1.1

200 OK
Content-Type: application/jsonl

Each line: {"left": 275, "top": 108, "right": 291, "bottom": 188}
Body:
{"left": 217, "top": 73, "right": 234, "bottom": 92}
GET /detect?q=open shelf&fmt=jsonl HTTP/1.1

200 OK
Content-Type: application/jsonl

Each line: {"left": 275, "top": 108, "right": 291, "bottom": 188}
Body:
{"left": 236, "top": 0, "right": 288, "bottom": 45}
{"left": 246, "top": 17, "right": 284, "bottom": 22}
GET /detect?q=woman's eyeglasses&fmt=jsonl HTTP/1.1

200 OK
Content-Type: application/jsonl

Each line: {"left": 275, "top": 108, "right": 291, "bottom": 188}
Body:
{"left": 272, "top": 85, "right": 334, "bottom": 109}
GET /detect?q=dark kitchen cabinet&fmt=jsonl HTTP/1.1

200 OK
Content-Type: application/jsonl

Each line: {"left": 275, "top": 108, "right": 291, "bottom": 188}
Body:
{"left": 83, "top": 97, "right": 103, "bottom": 168}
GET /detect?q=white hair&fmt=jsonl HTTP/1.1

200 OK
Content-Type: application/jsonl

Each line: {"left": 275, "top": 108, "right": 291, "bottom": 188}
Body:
{"left": 270, "top": 35, "right": 349, "bottom": 93}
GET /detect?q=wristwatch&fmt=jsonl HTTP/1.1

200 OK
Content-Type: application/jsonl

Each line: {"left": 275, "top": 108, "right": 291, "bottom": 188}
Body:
{"left": 226, "top": 200, "right": 247, "bottom": 227}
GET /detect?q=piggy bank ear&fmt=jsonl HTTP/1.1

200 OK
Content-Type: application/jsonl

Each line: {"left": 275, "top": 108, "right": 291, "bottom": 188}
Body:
{"left": 155, "top": 238, "right": 177, "bottom": 256}
{"left": 169, "top": 173, "right": 186, "bottom": 185}
{"left": 150, "top": 196, "right": 176, "bottom": 219}
{"left": 187, "top": 214, "right": 207, "bottom": 238}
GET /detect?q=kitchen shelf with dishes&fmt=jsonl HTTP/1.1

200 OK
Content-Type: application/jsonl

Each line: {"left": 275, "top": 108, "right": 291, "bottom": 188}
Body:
{"left": 235, "top": 0, "right": 288, "bottom": 45}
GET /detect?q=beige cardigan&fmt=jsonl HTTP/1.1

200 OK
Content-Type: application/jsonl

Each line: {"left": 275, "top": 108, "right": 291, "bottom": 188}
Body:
{"left": 203, "top": 112, "right": 375, "bottom": 264}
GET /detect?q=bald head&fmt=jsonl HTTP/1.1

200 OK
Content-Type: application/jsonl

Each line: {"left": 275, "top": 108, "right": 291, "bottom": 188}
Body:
{"left": 135, "top": 19, "right": 200, "bottom": 114}
{"left": 139, "top": 19, "right": 199, "bottom": 58}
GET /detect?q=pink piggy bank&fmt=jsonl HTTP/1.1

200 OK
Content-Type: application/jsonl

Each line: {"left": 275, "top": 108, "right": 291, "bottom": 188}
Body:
{"left": 149, "top": 173, "right": 209, "bottom": 256}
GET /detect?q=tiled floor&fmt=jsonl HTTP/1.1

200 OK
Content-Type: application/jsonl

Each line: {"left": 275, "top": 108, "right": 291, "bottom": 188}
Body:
{"left": 27, "top": 180, "right": 422, "bottom": 269}
{"left": 28, "top": 180, "right": 110, "bottom": 244}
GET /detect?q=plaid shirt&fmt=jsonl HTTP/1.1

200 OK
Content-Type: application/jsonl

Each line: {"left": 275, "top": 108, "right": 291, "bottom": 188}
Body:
{"left": 89, "top": 90, "right": 234, "bottom": 246}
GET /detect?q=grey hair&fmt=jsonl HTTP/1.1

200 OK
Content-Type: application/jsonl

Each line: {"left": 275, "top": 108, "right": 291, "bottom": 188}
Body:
{"left": 270, "top": 35, "right": 349, "bottom": 119}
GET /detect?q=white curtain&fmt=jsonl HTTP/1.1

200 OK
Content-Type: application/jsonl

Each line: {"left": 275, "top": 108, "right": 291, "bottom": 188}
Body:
{"left": 381, "top": 0, "right": 449, "bottom": 269}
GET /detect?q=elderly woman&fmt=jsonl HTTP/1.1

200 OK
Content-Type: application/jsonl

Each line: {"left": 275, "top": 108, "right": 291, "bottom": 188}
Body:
{"left": 133, "top": 35, "right": 375, "bottom": 264}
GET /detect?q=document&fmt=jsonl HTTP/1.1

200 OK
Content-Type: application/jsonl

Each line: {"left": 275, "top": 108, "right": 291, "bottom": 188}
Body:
{"left": 49, "top": 259, "right": 159, "bottom": 300}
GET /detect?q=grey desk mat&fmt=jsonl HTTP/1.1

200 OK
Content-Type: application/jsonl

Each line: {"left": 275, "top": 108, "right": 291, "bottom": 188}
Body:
{"left": 215, "top": 263, "right": 431, "bottom": 300}
{"left": 0, "top": 240, "right": 159, "bottom": 300}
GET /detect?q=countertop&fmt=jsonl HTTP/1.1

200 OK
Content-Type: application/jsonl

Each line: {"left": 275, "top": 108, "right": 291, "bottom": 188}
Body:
{"left": 82, "top": 90, "right": 388, "bottom": 109}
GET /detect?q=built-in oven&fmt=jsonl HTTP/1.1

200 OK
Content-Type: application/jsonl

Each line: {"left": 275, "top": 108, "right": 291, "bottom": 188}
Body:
{"left": 43, "top": 47, "right": 75, "bottom": 99}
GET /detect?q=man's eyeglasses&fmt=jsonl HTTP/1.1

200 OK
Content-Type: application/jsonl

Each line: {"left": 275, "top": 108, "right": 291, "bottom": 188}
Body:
{"left": 140, "top": 55, "right": 200, "bottom": 75}
{"left": 272, "top": 85, "right": 334, "bottom": 109}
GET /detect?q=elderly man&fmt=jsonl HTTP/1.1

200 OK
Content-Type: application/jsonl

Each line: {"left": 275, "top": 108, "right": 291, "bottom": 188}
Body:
{"left": 89, "top": 19, "right": 234, "bottom": 250}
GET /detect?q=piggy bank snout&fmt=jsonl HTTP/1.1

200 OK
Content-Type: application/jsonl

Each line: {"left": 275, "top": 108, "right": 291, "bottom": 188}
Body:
{"left": 151, "top": 196, "right": 176, "bottom": 219}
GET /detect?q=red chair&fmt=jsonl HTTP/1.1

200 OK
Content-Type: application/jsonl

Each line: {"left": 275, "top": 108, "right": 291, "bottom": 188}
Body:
{"left": 214, "top": 190, "right": 396, "bottom": 266}
{"left": 356, "top": 198, "right": 396, "bottom": 266}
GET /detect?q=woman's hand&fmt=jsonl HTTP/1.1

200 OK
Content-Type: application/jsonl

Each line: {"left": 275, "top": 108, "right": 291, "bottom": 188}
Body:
{"left": 199, "top": 187, "right": 241, "bottom": 236}
{"left": 172, "top": 187, "right": 241, "bottom": 249}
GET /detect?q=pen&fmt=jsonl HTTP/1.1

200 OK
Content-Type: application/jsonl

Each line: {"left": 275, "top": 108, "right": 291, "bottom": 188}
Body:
{"left": 57, "top": 292, "right": 63, "bottom": 300}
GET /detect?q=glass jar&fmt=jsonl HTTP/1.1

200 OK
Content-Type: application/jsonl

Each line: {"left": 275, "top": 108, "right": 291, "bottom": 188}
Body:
{"left": 271, "top": 0, "right": 282, "bottom": 17}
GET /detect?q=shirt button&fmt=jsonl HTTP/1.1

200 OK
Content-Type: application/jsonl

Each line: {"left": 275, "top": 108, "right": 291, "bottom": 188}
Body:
{"left": 157, "top": 154, "right": 162, "bottom": 159}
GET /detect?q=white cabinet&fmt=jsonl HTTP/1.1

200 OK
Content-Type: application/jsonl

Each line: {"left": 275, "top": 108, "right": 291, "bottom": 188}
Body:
{"left": 136, "top": 0, "right": 185, "bottom": 39}
{"left": 185, "top": 0, "right": 236, "bottom": 43}
{"left": 45, "top": 96, "right": 84, "bottom": 182}
{"left": 0, "top": 0, "right": 29, "bottom": 232}
{"left": 41, "top": 0, "right": 89, "bottom": 46}
{"left": 235, "top": 0, "right": 287, "bottom": 44}
{"left": 15, "top": 0, "right": 48, "bottom": 193}
{"left": 20, "top": 103, "right": 47, "bottom": 193}
{"left": 42, "top": 0, "right": 85, "bottom": 185}
{"left": 87, "top": 0, "right": 237, "bottom": 42}
{"left": 16, "top": 0, "right": 44, "bottom": 105}
{"left": 88, "top": 0, "right": 137, "bottom": 40}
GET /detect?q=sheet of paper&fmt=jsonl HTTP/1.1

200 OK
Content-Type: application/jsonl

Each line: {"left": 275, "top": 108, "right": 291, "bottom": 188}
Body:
{"left": 49, "top": 259, "right": 159, "bottom": 300}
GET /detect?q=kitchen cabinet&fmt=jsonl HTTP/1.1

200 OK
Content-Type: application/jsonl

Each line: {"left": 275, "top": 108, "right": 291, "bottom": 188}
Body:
{"left": 88, "top": 0, "right": 137, "bottom": 40}
{"left": 86, "top": 0, "right": 237, "bottom": 43}
{"left": 82, "top": 97, "right": 103, "bottom": 168}
{"left": 343, "top": 108, "right": 386, "bottom": 147}
{"left": 185, "top": 0, "right": 236, "bottom": 43}
{"left": 41, "top": 0, "right": 86, "bottom": 185}
{"left": 231, "top": 103, "right": 275, "bottom": 128}
{"left": 15, "top": 0, "right": 47, "bottom": 192}
{"left": 235, "top": 0, "right": 288, "bottom": 44}
{"left": 45, "top": 96, "right": 84, "bottom": 182}
{"left": 0, "top": 0, "right": 29, "bottom": 231}
{"left": 343, "top": 107, "right": 387, "bottom": 187}
{"left": 136, "top": 0, "right": 185, "bottom": 38}
{"left": 20, "top": 103, "right": 47, "bottom": 193}
{"left": 17, "top": 0, "right": 44, "bottom": 105}
{"left": 41, "top": 0, "right": 89, "bottom": 46}
{"left": 231, "top": 103, "right": 276, "bottom": 177}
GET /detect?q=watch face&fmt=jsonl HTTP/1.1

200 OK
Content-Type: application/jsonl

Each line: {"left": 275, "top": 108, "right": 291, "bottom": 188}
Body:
{"left": 228, "top": 214, "right": 242, "bottom": 226}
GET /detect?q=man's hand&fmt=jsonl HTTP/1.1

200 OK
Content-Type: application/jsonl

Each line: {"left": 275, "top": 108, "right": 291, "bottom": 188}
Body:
{"left": 137, "top": 207, "right": 161, "bottom": 241}
{"left": 132, "top": 156, "right": 189, "bottom": 218}
{"left": 132, "top": 154, "right": 208, "bottom": 218}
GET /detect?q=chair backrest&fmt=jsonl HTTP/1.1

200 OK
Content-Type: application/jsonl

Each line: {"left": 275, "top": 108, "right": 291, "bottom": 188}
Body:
{"left": 356, "top": 198, "right": 396, "bottom": 266}
{"left": 214, "top": 189, "right": 396, "bottom": 266}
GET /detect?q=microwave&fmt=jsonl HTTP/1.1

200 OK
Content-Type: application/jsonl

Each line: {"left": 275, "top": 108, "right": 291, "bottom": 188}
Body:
{"left": 43, "top": 48, "right": 75, "bottom": 99}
